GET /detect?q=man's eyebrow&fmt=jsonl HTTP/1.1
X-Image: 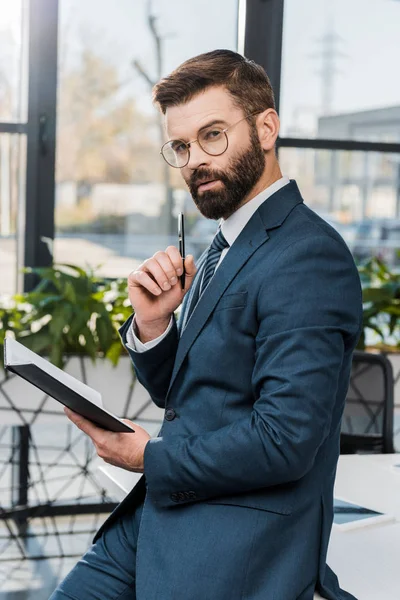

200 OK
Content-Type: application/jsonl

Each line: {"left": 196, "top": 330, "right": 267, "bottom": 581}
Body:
{"left": 197, "top": 119, "right": 227, "bottom": 133}
{"left": 170, "top": 119, "right": 227, "bottom": 142}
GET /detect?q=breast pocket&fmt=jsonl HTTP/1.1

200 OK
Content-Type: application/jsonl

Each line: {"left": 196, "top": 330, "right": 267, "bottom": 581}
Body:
{"left": 214, "top": 291, "right": 248, "bottom": 312}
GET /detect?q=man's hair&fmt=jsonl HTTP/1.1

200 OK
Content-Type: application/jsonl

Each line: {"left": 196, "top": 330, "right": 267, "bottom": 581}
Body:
{"left": 153, "top": 49, "right": 276, "bottom": 115}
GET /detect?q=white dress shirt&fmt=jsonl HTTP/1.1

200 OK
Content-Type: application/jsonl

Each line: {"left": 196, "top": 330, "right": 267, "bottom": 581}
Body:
{"left": 126, "top": 176, "right": 290, "bottom": 352}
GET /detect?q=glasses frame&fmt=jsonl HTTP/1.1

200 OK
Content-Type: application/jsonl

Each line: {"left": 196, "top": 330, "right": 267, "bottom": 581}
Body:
{"left": 160, "top": 111, "right": 261, "bottom": 168}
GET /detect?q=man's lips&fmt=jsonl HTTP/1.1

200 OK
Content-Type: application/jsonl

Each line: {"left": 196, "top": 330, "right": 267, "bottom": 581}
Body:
{"left": 196, "top": 179, "right": 221, "bottom": 192}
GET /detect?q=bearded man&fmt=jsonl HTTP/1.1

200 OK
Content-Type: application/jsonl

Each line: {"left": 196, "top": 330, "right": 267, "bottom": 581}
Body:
{"left": 51, "top": 49, "right": 362, "bottom": 600}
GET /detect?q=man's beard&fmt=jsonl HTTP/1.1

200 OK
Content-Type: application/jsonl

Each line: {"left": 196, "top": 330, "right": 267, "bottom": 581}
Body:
{"left": 186, "top": 126, "right": 265, "bottom": 220}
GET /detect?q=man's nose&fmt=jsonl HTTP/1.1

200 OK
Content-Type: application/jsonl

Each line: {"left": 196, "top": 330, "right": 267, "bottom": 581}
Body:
{"left": 186, "top": 141, "right": 211, "bottom": 170}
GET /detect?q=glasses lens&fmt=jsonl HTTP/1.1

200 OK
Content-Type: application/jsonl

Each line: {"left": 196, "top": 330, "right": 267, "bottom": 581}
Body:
{"left": 198, "top": 127, "right": 227, "bottom": 156}
{"left": 162, "top": 140, "right": 189, "bottom": 167}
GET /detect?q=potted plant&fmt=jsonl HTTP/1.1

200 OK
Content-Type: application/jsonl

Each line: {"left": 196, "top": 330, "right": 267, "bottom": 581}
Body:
{"left": 357, "top": 256, "right": 400, "bottom": 353}
{"left": 0, "top": 264, "right": 165, "bottom": 423}
{"left": 357, "top": 255, "right": 400, "bottom": 412}
{"left": 0, "top": 265, "right": 160, "bottom": 551}
{"left": 2, "top": 264, "right": 133, "bottom": 367}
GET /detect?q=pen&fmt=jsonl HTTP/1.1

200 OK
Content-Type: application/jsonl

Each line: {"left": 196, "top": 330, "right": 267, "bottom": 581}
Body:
{"left": 178, "top": 212, "right": 186, "bottom": 289}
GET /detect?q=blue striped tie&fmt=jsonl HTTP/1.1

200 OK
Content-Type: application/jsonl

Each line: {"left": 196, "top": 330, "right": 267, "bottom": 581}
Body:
{"left": 200, "top": 228, "right": 229, "bottom": 296}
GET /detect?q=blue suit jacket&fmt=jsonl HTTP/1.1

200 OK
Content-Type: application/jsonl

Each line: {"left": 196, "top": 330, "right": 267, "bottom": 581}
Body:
{"left": 96, "top": 181, "right": 362, "bottom": 600}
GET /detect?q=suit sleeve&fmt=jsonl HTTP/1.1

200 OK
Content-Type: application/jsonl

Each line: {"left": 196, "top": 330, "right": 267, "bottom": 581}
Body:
{"left": 143, "top": 235, "right": 363, "bottom": 506}
{"left": 119, "top": 314, "right": 179, "bottom": 408}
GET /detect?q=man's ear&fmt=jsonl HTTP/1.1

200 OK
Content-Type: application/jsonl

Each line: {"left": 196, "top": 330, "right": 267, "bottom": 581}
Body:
{"left": 256, "top": 109, "right": 280, "bottom": 152}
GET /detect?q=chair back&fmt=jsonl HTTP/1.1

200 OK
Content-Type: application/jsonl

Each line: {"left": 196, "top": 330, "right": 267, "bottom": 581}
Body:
{"left": 340, "top": 350, "right": 394, "bottom": 454}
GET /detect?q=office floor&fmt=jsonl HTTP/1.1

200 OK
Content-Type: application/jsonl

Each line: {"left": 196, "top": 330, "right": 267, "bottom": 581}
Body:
{"left": 1, "top": 410, "right": 400, "bottom": 600}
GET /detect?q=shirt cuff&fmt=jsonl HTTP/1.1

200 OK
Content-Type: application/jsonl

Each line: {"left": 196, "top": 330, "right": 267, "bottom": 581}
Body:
{"left": 125, "top": 316, "right": 174, "bottom": 353}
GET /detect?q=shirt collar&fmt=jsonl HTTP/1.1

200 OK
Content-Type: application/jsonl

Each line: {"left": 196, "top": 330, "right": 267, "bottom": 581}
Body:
{"left": 220, "top": 176, "right": 290, "bottom": 247}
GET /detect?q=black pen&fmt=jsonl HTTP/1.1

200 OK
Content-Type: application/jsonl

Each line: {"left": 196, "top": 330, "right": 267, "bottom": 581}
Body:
{"left": 178, "top": 212, "right": 186, "bottom": 289}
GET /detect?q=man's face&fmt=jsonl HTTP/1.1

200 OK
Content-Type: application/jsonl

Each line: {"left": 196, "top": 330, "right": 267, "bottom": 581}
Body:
{"left": 165, "top": 87, "right": 266, "bottom": 220}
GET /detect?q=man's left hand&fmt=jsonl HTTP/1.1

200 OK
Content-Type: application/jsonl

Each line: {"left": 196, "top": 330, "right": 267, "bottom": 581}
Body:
{"left": 64, "top": 407, "right": 151, "bottom": 472}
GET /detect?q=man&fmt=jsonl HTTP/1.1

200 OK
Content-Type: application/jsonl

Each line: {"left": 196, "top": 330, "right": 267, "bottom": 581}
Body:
{"left": 51, "top": 50, "right": 362, "bottom": 600}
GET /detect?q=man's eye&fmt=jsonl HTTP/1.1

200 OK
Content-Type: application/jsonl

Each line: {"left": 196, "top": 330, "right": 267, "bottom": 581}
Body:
{"left": 171, "top": 142, "right": 187, "bottom": 154}
{"left": 203, "top": 129, "right": 223, "bottom": 142}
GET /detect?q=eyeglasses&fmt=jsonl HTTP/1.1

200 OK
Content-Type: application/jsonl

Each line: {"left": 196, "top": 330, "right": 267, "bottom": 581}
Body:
{"left": 160, "top": 112, "right": 260, "bottom": 168}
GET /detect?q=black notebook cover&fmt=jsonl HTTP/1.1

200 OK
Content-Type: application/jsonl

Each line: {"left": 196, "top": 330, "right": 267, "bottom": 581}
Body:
{"left": 6, "top": 361, "right": 134, "bottom": 433}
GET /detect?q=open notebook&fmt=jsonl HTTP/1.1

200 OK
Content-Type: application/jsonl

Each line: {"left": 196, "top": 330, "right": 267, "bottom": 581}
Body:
{"left": 4, "top": 337, "right": 134, "bottom": 433}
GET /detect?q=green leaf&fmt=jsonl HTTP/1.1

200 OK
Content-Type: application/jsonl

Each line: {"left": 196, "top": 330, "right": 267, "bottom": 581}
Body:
{"left": 79, "top": 325, "right": 97, "bottom": 361}
{"left": 49, "top": 342, "right": 64, "bottom": 368}
{"left": 63, "top": 281, "right": 77, "bottom": 304}
{"left": 49, "top": 305, "right": 69, "bottom": 340}
{"left": 57, "top": 263, "right": 89, "bottom": 278}
{"left": 96, "top": 315, "right": 114, "bottom": 353}
{"left": 365, "top": 322, "right": 384, "bottom": 339}
{"left": 105, "top": 340, "right": 123, "bottom": 366}
{"left": 389, "top": 313, "right": 398, "bottom": 335}
{"left": 19, "top": 330, "right": 52, "bottom": 355}
{"left": 363, "top": 287, "right": 394, "bottom": 303}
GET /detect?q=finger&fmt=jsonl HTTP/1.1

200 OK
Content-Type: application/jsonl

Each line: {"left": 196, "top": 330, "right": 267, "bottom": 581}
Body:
{"left": 120, "top": 418, "right": 137, "bottom": 432}
{"left": 64, "top": 407, "right": 103, "bottom": 437}
{"left": 129, "top": 269, "right": 163, "bottom": 296}
{"left": 182, "top": 255, "right": 197, "bottom": 293}
{"left": 152, "top": 251, "right": 181, "bottom": 287}
{"left": 141, "top": 256, "right": 177, "bottom": 292}
{"left": 121, "top": 418, "right": 136, "bottom": 427}
{"left": 183, "top": 254, "right": 197, "bottom": 277}
{"left": 165, "top": 245, "right": 185, "bottom": 276}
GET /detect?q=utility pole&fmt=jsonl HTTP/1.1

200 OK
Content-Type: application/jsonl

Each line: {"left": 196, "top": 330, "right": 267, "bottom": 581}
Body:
{"left": 310, "top": 11, "right": 347, "bottom": 116}
{"left": 309, "top": 9, "right": 347, "bottom": 214}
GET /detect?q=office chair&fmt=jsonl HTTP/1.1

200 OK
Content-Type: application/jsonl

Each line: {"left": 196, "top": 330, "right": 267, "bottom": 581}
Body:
{"left": 340, "top": 350, "right": 395, "bottom": 454}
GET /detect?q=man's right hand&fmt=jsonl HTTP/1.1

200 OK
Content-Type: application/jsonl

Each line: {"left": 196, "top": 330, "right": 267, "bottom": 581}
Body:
{"left": 128, "top": 246, "right": 197, "bottom": 343}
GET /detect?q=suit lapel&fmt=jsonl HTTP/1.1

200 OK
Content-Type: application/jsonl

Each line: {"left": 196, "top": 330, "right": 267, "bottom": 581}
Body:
{"left": 168, "top": 179, "right": 304, "bottom": 401}
{"left": 167, "top": 210, "right": 269, "bottom": 399}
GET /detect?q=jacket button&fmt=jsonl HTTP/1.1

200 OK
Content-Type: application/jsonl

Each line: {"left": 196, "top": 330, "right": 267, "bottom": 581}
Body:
{"left": 165, "top": 408, "right": 176, "bottom": 421}
{"left": 178, "top": 492, "right": 186, "bottom": 501}
{"left": 170, "top": 493, "right": 179, "bottom": 502}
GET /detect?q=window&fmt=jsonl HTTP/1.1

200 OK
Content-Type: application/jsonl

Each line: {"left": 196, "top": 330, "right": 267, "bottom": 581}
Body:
{"left": 280, "top": 0, "right": 400, "bottom": 141}
{"left": 0, "top": 0, "right": 28, "bottom": 295}
{"left": 280, "top": 147, "right": 400, "bottom": 220}
{"left": 279, "top": 147, "right": 400, "bottom": 265}
{"left": 0, "top": 1, "right": 28, "bottom": 123}
{"left": 0, "top": 134, "right": 26, "bottom": 295}
{"left": 54, "top": 0, "right": 239, "bottom": 278}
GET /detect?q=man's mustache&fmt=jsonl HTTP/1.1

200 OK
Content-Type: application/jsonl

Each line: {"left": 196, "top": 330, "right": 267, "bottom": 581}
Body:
{"left": 189, "top": 169, "right": 228, "bottom": 189}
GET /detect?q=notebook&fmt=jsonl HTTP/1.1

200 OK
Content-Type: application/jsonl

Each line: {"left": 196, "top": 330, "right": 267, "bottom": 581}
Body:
{"left": 4, "top": 337, "right": 134, "bottom": 433}
{"left": 333, "top": 497, "right": 394, "bottom": 531}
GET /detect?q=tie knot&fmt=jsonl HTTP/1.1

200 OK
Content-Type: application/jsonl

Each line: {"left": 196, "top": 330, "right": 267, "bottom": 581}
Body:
{"left": 211, "top": 229, "right": 229, "bottom": 252}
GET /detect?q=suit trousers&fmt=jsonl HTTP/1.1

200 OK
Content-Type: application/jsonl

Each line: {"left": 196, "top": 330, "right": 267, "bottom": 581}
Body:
{"left": 48, "top": 502, "right": 144, "bottom": 600}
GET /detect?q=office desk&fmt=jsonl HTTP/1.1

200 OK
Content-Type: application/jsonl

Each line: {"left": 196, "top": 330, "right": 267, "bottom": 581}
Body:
{"left": 98, "top": 454, "right": 400, "bottom": 600}
{"left": 324, "top": 454, "right": 400, "bottom": 600}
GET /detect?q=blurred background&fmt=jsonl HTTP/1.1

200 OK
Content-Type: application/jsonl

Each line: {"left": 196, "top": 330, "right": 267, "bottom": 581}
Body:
{"left": 0, "top": 0, "right": 399, "bottom": 597}
{"left": 1, "top": 0, "right": 399, "bottom": 297}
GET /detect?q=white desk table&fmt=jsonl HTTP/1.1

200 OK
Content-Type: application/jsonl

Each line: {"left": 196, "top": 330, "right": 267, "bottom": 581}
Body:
{"left": 326, "top": 454, "right": 400, "bottom": 600}
{"left": 98, "top": 454, "right": 400, "bottom": 600}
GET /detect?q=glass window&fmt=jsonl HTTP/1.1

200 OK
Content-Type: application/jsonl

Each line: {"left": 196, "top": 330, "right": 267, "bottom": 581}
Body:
{"left": 280, "top": 0, "right": 400, "bottom": 141}
{"left": 0, "top": 133, "right": 26, "bottom": 295}
{"left": 279, "top": 146, "right": 400, "bottom": 266}
{"left": 54, "top": 0, "right": 238, "bottom": 277}
{"left": 0, "top": 0, "right": 28, "bottom": 123}
{"left": 385, "top": 226, "right": 400, "bottom": 243}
